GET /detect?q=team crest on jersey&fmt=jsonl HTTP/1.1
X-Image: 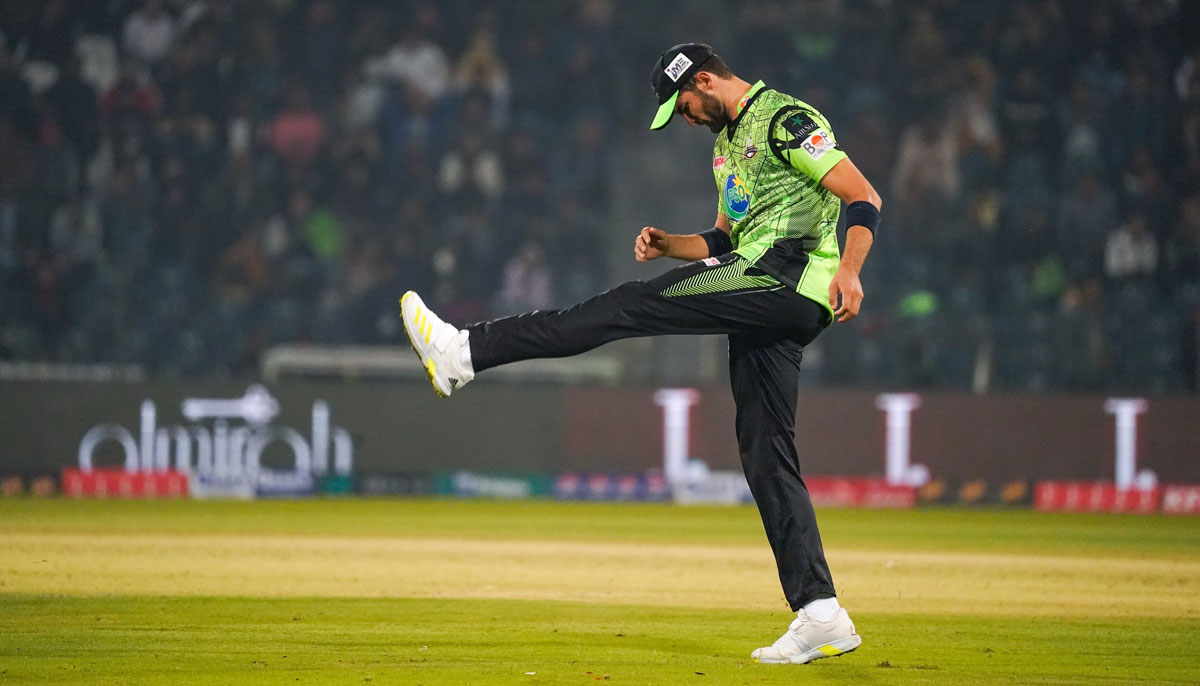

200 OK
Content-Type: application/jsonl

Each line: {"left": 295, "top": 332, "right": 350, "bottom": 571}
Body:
{"left": 724, "top": 173, "right": 750, "bottom": 222}
{"left": 801, "top": 130, "right": 835, "bottom": 160}
{"left": 743, "top": 136, "right": 758, "bottom": 159}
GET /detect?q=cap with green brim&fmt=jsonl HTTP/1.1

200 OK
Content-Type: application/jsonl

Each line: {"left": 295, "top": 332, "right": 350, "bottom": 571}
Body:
{"left": 649, "top": 43, "right": 715, "bottom": 130}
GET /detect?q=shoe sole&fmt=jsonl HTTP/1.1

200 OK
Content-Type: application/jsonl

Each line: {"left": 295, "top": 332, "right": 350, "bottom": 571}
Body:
{"left": 399, "top": 293, "right": 447, "bottom": 399}
{"left": 754, "top": 633, "right": 862, "bottom": 665}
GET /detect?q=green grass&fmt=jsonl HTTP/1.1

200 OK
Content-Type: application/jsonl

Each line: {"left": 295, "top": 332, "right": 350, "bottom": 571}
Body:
{"left": 2, "top": 499, "right": 1199, "bottom": 685}
{"left": 3, "top": 597, "right": 1197, "bottom": 685}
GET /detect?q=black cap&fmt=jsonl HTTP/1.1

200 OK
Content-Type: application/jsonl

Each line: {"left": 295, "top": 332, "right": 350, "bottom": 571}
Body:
{"left": 649, "top": 43, "right": 715, "bottom": 130}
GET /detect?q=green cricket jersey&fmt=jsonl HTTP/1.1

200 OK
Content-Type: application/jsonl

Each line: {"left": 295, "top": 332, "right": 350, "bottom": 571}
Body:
{"left": 713, "top": 80, "right": 847, "bottom": 316}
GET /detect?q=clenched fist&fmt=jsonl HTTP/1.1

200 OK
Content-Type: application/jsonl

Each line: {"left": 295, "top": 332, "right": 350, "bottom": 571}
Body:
{"left": 635, "top": 227, "right": 670, "bottom": 262}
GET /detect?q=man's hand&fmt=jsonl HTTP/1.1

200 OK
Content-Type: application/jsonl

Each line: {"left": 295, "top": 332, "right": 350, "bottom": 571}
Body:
{"left": 635, "top": 227, "right": 670, "bottom": 262}
{"left": 828, "top": 267, "right": 864, "bottom": 323}
{"left": 820, "top": 161, "right": 878, "bottom": 323}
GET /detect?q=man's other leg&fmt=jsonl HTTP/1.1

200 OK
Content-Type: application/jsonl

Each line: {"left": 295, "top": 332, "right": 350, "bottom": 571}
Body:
{"left": 729, "top": 331, "right": 836, "bottom": 611}
{"left": 733, "top": 328, "right": 862, "bottom": 665}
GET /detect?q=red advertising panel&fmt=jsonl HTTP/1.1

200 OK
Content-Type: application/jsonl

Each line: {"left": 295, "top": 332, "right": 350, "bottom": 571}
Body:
{"left": 62, "top": 468, "right": 188, "bottom": 498}
{"left": 806, "top": 477, "right": 916, "bottom": 509}
{"left": 1034, "top": 482, "right": 1160, "bottom": 513}
{"left": 1162, "top": 485, "right": 1200, "bottom": 515}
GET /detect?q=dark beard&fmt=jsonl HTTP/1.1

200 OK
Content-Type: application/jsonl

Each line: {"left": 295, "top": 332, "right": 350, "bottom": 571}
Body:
{"left": 695, "top": 90, "right": 730, "bottom": 133}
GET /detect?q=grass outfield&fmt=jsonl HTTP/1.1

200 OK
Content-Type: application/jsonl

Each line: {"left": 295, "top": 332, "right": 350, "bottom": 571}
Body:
{"left": 1, "top": 499, "right": 1198, "bottom": 685}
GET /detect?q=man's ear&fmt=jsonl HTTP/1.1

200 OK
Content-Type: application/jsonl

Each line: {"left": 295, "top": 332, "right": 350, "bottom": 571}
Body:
{"left": 693, "top": 70, "right": 714, "bottom": 92}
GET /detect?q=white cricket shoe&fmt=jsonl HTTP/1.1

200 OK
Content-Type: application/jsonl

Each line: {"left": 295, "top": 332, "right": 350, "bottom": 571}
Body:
{"left": 751, "top": 608, "right": 862, "bottom": 664}
{"left": 399, "top": 291, "right": 474, "bottom": 397}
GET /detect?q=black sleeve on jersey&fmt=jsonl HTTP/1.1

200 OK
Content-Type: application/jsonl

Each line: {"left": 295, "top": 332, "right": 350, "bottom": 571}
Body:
{"left": 768, "top": 106, "right": 841, "bottom": 166}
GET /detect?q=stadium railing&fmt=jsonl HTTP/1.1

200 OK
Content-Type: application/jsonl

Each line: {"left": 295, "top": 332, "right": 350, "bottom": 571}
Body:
{"left": 260, "top": 344, "right": 624, "bottom": 385}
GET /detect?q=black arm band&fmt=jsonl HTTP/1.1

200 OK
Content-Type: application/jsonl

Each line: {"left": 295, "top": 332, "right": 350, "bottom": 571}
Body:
{"left": 698, "top": 227, "right": 732, "bottom": 256}
{"left": 845, "top": 201, "right": 881, "bottom": 235}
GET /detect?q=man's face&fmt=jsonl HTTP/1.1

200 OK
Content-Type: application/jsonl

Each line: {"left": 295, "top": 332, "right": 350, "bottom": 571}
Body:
{"left": 675, "top": 85, "right": 728, "bottom": 134}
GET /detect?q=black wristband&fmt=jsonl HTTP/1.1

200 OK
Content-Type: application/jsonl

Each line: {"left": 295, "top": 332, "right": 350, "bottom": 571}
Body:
{"left": 845, "top": 201, "right": 881, "bottom": 235}
{"left": 698, "top": 226, "right": 732, "bottom": 256}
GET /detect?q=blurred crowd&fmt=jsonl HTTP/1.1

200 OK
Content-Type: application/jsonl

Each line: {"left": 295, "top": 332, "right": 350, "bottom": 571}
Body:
{"left": 1, "top": 0, "right": 617, "bottom": 376}
{"left": 726, "top": 0, "right": 1200, "bottom": 392}
{"left": 1, "top": 0, "right": 1198, "bottom": 391}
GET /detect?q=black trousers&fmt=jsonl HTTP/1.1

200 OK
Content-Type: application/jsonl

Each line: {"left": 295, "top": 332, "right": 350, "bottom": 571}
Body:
{"left": 467, "top": 253, "right": 837, "bottom": 610}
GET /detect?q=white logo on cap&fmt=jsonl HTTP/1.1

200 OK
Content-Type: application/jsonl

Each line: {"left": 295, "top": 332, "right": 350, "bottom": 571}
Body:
{"left": 664, "top": 53, "right": 693, "bottom": 83}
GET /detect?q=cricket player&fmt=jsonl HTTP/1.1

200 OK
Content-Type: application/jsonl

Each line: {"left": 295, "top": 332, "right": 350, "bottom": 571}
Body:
{"left": 399, "top": 43, "right": 881, "bottom": 664}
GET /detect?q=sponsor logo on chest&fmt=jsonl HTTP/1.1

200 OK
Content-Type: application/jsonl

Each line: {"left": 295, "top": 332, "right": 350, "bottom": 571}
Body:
{"left": 723, "top": 173, "right": 750, "bottom": 222}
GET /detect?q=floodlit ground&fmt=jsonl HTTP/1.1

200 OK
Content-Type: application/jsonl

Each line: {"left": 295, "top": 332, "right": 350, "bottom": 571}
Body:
{"left": 1, "top": 499, "right": 1198, "bottom": 685}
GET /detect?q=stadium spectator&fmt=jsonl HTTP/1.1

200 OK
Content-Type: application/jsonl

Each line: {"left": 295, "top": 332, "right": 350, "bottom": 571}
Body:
{"left": 1057, "top": 172, "right": 1118, "bottom": 278}
{"left": 377, "top": 81, "right": 443, "bottom": 174}
{"left": 46, "top": 55, "right": 99, "bottom": 163}
{"left": 550, "top": 116, "right": 613, "bottom": 216}
{"left": 453, "top": 12, "right": 510, "bottom": 131}
{"left": 839, "top": 105, "right": 892, "bottom": 205}
{"left": 27, "top": 0, "right": 75, "bottom": 66}
{"left": 288, "top": 1, "right": 344, "bottom": 105}
{"left": 363, "top": 4, "right": 450, "bottom": 101}
{"left": 496, "top": 239, "right": 553, "bottom": 315}
{"left": 507, "top": 31, "right": 556, "bottom": 126}
{"left": 952, "top": 58, "right": 1002, "bottom": 187}
{"left": 321, "top": 237, "right": 395, "bottom": 343}
{"left": 216, "top": 223, "right": 269, "bottom": 308}
{"left": 122, "top": 0, "right": 175, "bottom": 66}
{"left": 1105, "top": 212, "right": 1159, "bottom": 282}
{"left": 0, "top": 46, "right": 38, "bottom": 141}
{"left": 1170, "top": 195, "right": 1200, "bottom": 288}
{"left": 890, "top": 106, "right": 960, "bottom": 257}
{"left": 555, "top": 0, "right": 618, "bottom": 120}
{"left": 1056, "top": 279, "right": 1109, "bottom": 390}
{"left": 1121, "top": 147, "right": 1172, "bottom": 230}
{"left": 267, "top": 83, "right": 325, "bottom": 168}
{"left": 1058, "top": 80, "right": 1105, "bottom": 185}
{"left": 438, "top": 128, "right": 503, "bottom": 207}
{"left": 0, "top": 115, "right": 37, "bottom": 215}
{"left": 500, "top": 128, "right": 551, "bottom": 227}
{"left": 47, "top": 192, "right": 102, "bottom": 270}
{"left": 99, "top": 62, "right": 160, "bottom": 145}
